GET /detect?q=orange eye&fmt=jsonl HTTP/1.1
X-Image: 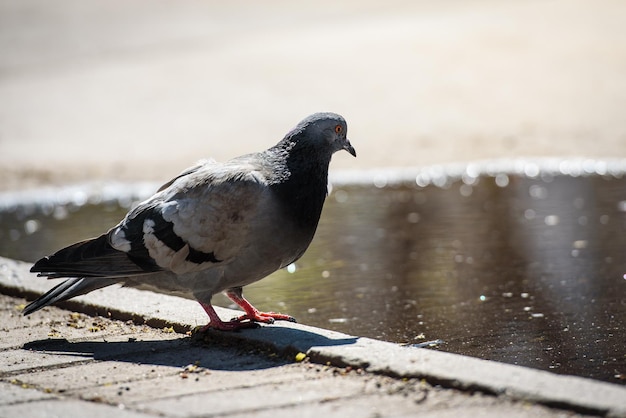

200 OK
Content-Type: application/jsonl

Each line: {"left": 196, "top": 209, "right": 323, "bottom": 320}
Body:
{"left": 334, "top": 125, "right": 342, "bottom": 133}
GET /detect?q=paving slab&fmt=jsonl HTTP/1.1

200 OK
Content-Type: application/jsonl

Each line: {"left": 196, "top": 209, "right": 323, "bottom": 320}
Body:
{"left": 1, "top": 256, "right": 625, "bottom": 417}
{"left": 1, "top": 399, "right": 156, "bottom": 418}
{"left": 69, "top": 366, "right": 309, "bottom": 404}
{"left": 133, "top": 375, "right": 367, "bottom": 417}
{"left": 0, "top": 381, "right": 55, "bottom": 404}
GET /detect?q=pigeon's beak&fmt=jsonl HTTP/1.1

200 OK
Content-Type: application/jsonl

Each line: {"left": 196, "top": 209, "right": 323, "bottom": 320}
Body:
{"left": 343, "top": 139, "right": 357, "bottom": 157}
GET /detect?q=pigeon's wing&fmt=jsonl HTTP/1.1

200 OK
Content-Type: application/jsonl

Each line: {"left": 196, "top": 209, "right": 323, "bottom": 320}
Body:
{"left": 110, "top": 161, "right": 272, "bottom": 275}
{"left": 31, "top": 159, "right": 272, "bottom": 280}
{"left": 155, "top": 159, "right": 215, "bottom": 193}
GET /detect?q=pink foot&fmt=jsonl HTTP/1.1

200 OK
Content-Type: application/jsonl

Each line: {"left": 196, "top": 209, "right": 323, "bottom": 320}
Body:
{"left": 226, "top": 290, "right": 296, "bottom": 324}
{"left": 233, "top": 310, "right": 296, "bottom": 324}
{"left": 199, "top": 320, "right": 259, "bottom": 332}
{"left": 198, "top": 302, "right": 259, "bottom": 332}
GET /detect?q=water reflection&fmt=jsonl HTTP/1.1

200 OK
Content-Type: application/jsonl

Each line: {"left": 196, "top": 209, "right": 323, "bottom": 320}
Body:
{"left": 1, "top": 171, "right": 625, "bottom": 384}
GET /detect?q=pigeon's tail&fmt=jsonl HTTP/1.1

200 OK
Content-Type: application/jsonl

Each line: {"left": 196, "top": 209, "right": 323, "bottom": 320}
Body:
{"left": 25, "top": 233, "right": 159, "bottom": 316}
{"left": 31, "top": 234, "right": 143, "bottom": 279}
{"left": 22, "top": 276, "right": 114, "bottom": 315}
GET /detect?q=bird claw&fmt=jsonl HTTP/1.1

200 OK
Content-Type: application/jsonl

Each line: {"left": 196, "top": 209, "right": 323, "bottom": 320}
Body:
{"left": 231, "top": 314, "right": 273, "bottom": 324}
{"left": 232, "top": 311, "right": 296, "bottom": 324}
{"left": 222, "top": 292, "right": 296, "bottom": 326}
{"left": 199, "top": 320, "right": 260, "bottom": 332}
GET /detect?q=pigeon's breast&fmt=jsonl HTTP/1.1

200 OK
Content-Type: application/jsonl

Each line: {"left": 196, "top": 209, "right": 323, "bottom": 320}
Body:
{"left": 215, "top": 191, "right": 315, "bottom": 290}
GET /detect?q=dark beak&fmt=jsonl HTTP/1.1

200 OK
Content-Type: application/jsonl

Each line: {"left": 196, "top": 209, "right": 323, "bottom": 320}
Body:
{"left": 343, "top": 139, "right": 356, "bottom": 157}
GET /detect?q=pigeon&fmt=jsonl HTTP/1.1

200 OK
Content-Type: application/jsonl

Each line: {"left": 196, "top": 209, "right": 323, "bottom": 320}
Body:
{"left": 23, "top": 112, "right": 356, "bottom": 331}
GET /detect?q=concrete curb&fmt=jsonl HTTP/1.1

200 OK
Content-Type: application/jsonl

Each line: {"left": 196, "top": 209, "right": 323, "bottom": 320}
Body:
{"left": 1, "top": 256, "right": 625, "bottom": 416}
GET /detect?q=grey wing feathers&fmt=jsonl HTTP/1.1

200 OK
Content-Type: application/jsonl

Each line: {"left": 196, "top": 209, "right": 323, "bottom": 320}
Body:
{"left": 25, "top": 222, "right": 164, "bottom": 317}
{"left": 155, "top": 159, "right": 214, "bottom": 192}
{"left": 25, "top": 158, "right": 272, "bottom": 315}
{"left": 30, "top": 234, "right": 162, "bottom": 278}
{"left": 109, "top": 161, "right": 271, "bottom": 274}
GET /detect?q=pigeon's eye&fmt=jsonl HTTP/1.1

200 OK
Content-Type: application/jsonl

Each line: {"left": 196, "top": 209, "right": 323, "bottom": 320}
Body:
{"left": 334, "top": 125, "right": 343, "bottom": 134}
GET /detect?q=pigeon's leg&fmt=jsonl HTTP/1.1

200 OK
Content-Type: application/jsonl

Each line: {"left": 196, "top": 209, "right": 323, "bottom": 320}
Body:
{"left": 225, "top": 287, "right": 296, "bottom": 324}
{"left": 198, "top": 301, "right": 259, "bottom": 331}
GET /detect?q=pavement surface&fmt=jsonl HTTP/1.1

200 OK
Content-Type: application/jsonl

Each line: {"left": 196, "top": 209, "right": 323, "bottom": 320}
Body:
{"left": 0, "top": 294, "right": 573, "bottom": 418}
{"left": 2, "top": 256, "right": 626, "bottom": 418}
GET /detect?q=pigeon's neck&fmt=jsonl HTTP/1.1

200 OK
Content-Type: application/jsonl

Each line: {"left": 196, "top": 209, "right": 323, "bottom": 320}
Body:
{"left": 268, "top": 139, "right": 332, "bottom": 230}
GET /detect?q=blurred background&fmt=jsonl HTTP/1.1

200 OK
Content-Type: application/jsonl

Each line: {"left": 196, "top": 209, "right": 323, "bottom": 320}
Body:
{"left": 1, "top": 0, "right": 626, "bottom": 188}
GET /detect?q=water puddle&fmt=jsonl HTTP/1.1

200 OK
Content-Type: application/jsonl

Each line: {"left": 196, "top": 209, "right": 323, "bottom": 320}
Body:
{"left": 1, "top": 161, "right": 625, "bottom": 384}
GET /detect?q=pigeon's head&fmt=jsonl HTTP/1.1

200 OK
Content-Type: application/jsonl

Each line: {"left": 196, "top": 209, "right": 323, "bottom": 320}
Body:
{"left": 292, "top": 113, "right": 356, "bottom": 158}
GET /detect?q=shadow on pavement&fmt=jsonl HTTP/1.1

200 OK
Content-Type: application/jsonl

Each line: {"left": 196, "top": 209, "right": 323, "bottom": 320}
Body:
{"left": 22, "top": 326, "right": 358, "bottom": 372}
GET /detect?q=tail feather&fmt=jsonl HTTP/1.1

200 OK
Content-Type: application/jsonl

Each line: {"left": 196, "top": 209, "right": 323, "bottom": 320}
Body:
{"left": 31, "top": 234, "right": 159, "bottom": 278}
{"left": 25, "top": 233, "right": 161, "bottom": 315}
{"left": 22, "top": 277, "right": 115, "bottom": 315}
